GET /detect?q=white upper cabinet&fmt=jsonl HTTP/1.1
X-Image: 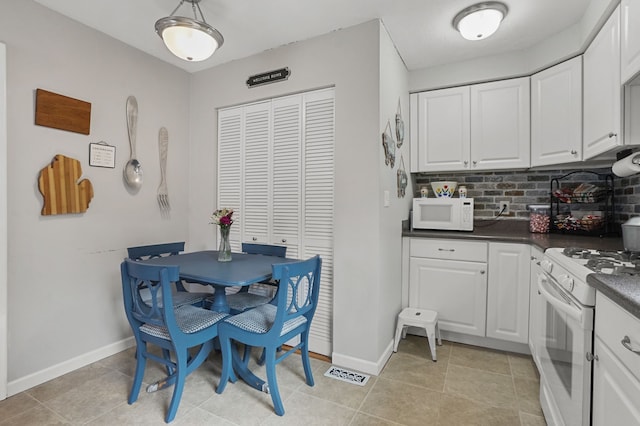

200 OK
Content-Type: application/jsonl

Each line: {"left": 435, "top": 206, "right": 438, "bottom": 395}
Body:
{"left": 411, "top": 87, "right": 470, "bottom": 172}
{"left": 583, "top": 6, "right": 622, "bottom": 159}
{"left": 411, "top": 77, "right": 530, "bottom": 172}
{"left": 531, "top": 57, "right": 583, "bottom": 167}
{"left": 470, "top": 77, "right": 530, "bottom": 170}
{"left": 621, "top": 0, "right": 640, "bottom": 84}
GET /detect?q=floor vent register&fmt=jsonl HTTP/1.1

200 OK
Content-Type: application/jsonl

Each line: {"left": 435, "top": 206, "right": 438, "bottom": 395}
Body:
{"left": 324, "top": 366, "right": 370, "bottom": 386}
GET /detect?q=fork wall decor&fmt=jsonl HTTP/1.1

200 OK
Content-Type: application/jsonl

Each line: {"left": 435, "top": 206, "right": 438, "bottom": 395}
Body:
{"left": 157, "top": 127, "right": 171, "bottom": 214}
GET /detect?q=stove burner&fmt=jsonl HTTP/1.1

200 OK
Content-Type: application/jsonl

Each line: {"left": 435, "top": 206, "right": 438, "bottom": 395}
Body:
{"left": 563, "top": 247, "right": 640, "bottom": 264}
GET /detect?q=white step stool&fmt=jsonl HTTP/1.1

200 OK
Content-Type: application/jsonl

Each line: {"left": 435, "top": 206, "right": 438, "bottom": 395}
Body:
{"left": 393, "top": 307, "right": 441, "bottom": 361}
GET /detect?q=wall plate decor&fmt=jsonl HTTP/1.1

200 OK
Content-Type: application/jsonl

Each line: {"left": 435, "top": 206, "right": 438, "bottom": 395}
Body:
{"left": 395, "top": 98, "right": 404, "bottom": 148}
{"left": 35, "top": 88, "right": 91, "bottom": 134}
{"left": 397, "top": 155, "right": 408, "bottom": 197}
{"left": 38, "top": 154, "right": 93, "bottom": 215}
{"left": 382, "top": 119, "right": 395, "bottom": 168}
{"left": 89, "top": 142, "right": 116, "bottom": 168}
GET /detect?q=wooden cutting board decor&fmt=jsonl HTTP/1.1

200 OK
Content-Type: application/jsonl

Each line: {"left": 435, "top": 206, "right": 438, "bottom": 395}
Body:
{"left": 38, "top": 154, "right": 94, "bottom": 215}
{"left": 35, "top": 89, "right": 91, "bottom": 134}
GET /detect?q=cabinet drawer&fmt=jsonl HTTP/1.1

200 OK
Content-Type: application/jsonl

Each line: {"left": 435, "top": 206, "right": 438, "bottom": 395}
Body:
{"left": 410, "top": 238, "right": 487, "bottom": 262}
{"left": 596, "top": 293, "right": 640, "bottom": 382}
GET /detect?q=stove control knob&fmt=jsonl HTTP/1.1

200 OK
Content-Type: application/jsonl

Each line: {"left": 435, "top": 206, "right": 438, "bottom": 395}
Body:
{"left": 540, "top": 259, "right": 553, "bottom": 273}
{"left": 560, "top": 275, "right": 575, "bottom": 291}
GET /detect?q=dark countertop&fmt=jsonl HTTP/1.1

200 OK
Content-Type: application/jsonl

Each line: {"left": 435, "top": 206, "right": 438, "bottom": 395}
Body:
{"left": 405, "top": 219, "right": 640, "bottom": 320}
{"left": 403, "top": 219, "right": 624, "bottom": 251}
{"left": 587, "top": 274, "right": 640, "bottom": 321}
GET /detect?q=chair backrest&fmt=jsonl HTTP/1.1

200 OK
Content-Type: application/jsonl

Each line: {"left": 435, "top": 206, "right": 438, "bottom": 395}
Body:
{"left": 121, "top": 259, "right": 181, "bottom": 331}
{"left": 127, "top": 242, "right": 185, "bottom": 261}
{"left": 270, "top": 255, "right": 322, "bottom": 335}
{"left": 241, "top": 243, "right": 287, "bottom": 258}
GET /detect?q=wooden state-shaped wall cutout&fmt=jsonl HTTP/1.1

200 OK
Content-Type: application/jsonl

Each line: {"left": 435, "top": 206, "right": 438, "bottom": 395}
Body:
{"left": 35, "top": 89, "right": 91, "bottom": 134}
{"left": 38, "top": 154, "right": 94, "bottom": 215}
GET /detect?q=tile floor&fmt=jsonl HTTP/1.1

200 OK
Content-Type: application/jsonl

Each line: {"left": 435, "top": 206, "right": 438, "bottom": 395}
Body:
{"left": 0, "top": 335, "right": 547, "bottom": 425}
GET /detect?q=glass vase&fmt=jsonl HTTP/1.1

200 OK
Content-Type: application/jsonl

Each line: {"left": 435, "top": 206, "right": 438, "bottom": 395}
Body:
{"left": 217, "top": 226, "right": 232, "bottom": 262}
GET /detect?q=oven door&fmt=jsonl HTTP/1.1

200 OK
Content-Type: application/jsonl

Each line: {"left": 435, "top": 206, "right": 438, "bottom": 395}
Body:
{"left": 536, "top": 271, "right": 594, "bottom": 426}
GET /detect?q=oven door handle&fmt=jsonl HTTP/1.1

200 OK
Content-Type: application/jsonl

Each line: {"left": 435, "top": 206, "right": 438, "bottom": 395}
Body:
{"left": 537, "top": 274, "right": 583, "bottom": 322}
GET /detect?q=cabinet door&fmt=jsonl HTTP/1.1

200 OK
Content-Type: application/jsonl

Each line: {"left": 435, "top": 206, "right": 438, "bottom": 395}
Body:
{"left": 217, "top": 107, "right": 243, "bottom": 251}
{"left": 470, "top": 77, "right": 530, "bottom": 170}
{"left": 412, "top": 87, "right": 470, "bottom": 172}
{"left": 242, "top": 102, "right": 271, "bottom": 244}
{"left": 486, "top": 243, "right": 531, "bottom": 343}
{"left": 622, "top": 0, "right": 640, "bottom": 84}
{"left": 531, "top": 57, "right": 582, "bottom": 166}
{"left": 583, "top": 6, "right": 622, "bottom": 159}
{"left": 592, "top": 338, "right": 640, "bottom": 426}
{"left": 409, "top": 257, "right": 487, "bottom": 336}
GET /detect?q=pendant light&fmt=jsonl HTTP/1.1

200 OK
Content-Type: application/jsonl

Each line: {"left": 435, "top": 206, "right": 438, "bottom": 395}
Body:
{"left": 453, "top": 2, "right": 508, "bottom": 41}
{"left": 155, "top": 0, "right": 224, "bottom": 62}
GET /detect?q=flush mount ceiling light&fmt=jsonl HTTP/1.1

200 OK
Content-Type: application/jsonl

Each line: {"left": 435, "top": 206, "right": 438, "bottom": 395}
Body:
{"left": 452, "top": 2, "right": 508, "bottom": 41}
{"left": 155, "top": 0, "right": 224, "bottom": 62}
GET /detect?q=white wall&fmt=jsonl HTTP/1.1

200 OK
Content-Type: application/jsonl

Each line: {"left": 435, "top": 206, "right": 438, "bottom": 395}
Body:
{"left": 0, "top": 1, "right": 191, "bottom": 394}
{"left": 0, "top": 42, "right": 8, "bottom": 400}
{"left": 189, "top": 20, "right": 409, "bottom": 373}
{"left": 375, "top": 25, "right": 411, "bottom": 367}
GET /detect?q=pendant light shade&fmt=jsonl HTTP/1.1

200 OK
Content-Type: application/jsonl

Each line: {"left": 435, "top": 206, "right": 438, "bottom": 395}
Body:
{"left": 155, "top": 0, "right": 224, "bottom": 62}
{"left": 453, "top": 2, "right": 508, "bottom": 41}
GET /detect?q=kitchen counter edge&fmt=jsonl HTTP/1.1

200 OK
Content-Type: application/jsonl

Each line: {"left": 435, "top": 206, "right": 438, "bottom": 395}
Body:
{"left": 402, "top": 219, "right": 624, "bottom": 252}
{"left": 587, "top": 274, "right": 640, "bottom": 321}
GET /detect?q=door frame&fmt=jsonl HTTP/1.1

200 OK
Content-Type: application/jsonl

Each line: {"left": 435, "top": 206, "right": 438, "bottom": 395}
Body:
{"left": 1, "top": 42, "right": 8, "bottom": 400}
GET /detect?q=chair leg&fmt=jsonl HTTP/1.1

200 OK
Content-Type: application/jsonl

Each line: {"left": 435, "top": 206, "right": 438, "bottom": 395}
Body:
{"left": 216, "top": 334, "right": 234, "bottom": 394}
{"left": 436, "top": 322, "right": 442, "bottom": 345}
{"left": 165, "top": 349, "right": 188, "bottom": 423}
{"left": 426, "top": 328, "right": 437, "bottom": 362}
{"left": 264, "top": 346, "right": 285, "bottom": 416}
{"left": 129, "top": 343, "right": 147, "bottom": 404}
{"left": 300, "top": 332, "right": 314, "bottom": 386}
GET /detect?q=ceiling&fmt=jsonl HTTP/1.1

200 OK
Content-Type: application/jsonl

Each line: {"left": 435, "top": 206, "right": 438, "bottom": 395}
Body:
{"left": 34, "top": 0, "right": 592, "bottom": 74}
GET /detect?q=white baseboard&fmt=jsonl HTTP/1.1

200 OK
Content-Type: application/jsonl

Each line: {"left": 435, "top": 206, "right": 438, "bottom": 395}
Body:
{"left": 7, "top": 337, "right": 135, "bottom": 396}
{"left": 331, "top": 339, "right": 394, "bottom": 376}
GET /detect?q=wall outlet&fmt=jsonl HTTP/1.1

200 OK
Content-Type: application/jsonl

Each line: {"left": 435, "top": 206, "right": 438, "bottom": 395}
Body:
{"left": 499, "top": 201, "right": 510, "bottom": 215}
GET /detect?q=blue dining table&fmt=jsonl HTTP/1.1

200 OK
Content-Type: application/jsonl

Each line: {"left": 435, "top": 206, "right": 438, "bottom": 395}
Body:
{"left": 139, "top": 250, "right": 297, "bottom": 313}
{"left": 139, "top": 249, "right": 297, "bottom": 393}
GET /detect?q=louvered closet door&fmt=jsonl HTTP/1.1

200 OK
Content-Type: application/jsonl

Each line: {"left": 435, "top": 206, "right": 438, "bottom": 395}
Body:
{"left": 217, "top": 107, "right": 243, "bottom": 251}
{"left": 271, "top": 95, "right": 302, "bottom": 258}
{"left": 242, "top": 102, "right": 271, "bottom": 244}
{"left": 302, "top": 88, "right": 335, "bottom": 356}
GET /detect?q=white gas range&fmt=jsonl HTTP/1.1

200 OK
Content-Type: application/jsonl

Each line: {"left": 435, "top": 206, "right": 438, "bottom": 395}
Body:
{"left": 535, "top": 247, "right": 640, "bottom": 426}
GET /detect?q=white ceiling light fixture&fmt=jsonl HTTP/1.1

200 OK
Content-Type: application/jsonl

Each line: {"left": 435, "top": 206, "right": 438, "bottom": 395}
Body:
{"left": 453, "top": 2, "right": 508, "bottom": 41}
{"left": 155, "top": 0, "right": 224, "bottom": 62}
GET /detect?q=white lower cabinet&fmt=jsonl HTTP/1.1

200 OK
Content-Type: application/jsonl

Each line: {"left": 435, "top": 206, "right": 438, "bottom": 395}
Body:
{"left": 592, "top": 292, "right": 640, "bottom": 426}
{"left": 409, "top": 239, "right": 487, "bottom": 336}
{"left": 408, "top": 238, "right": 531, "bottom": 345}
{"left": 486, "top": 243, "right": 531, "bottom": 343}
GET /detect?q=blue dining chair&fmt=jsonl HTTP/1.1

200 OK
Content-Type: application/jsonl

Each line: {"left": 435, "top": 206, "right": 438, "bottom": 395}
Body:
{"left": 121, "top": 259, "right": 228, "bottom": 423}
{"left": 128, "top": 242, "right": 209, "bottom": 308}
{"left": 216, "top": 255, "right": 322, "bottom": 416}
{"left": 223, "top": 243, "right": 287, "bottom": 314}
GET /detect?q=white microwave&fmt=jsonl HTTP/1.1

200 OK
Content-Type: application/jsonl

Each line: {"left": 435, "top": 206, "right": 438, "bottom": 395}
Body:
{"left": 412, "top": 198, "right": 474, "bottom": 231}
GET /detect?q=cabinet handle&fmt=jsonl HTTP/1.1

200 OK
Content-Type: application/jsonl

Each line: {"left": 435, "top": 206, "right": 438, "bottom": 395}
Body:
{"left": 531, "top": 256, "right": 537, "bottom": 261}
{"left": 608, "top": 132, "right": 617, "bottom": 139}
{"left": 281, "top": 239, "right": 287, "bottom": 243}
{"left": 252, "top": 237, "right": 258, "bottom": 241}
{"left": 438, "top": 248, "right": 455, "bottom": 252}
{"left": 586, "top": 352, "right": 599, "bottom": 362}
{"left": 480, "top": 270, "right": 486, "bottom": 274}
{"left": 463, "top": 160, "right": 468, "bottom": 167}
{"left": 570, "top": 150, "right": 577, "bottom": 155}
{"left": 621, "top": 336, "right": 640, "bottom": 355}
{"left": 472, "top": 160, "right": 477, "bottom": 166}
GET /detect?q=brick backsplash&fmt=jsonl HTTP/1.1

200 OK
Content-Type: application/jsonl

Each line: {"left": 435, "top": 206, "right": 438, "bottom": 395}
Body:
{"left": 414, "top": 167, "right": 639, "bottom": 223}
